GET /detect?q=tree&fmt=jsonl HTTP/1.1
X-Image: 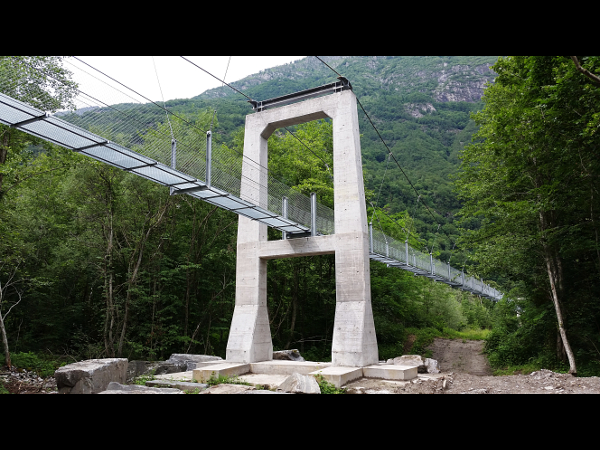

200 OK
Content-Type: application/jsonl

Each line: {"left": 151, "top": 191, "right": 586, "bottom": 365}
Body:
{"left": 0, "top": 261, "right": 23, "bottom": 368}
{"left": 456, "top": 56, "right": 600, "bottom": 375}
{"left": 0, "top": 56, "right": 78, "bottom": 199}
{"left": 0, "top": 56, "right": 78, "bottom": 368}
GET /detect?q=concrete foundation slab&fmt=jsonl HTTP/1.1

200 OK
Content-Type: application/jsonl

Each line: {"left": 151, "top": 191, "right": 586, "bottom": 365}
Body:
{"left": 250, "top": 360, "right": 332, "bottom": 375}
{"left": 192, "top": 362, "right": 250, "bottom": 383}
{"left": 237, "top": 373, "right": 289, "bottom": 390}
{"left": 309, "top": 366, "right": 364, "bottom": 388}
{"left": 362, "top": 364, "right": 418, "bottom": 381}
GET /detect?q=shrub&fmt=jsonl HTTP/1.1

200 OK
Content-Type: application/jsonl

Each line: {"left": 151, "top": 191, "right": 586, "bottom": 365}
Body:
{"left": 10, "top": 352, "right": 63, "bottom": 377}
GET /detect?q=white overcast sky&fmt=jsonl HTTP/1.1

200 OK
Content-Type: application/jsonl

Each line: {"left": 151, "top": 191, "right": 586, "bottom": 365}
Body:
{"left": 67, "top": 56, "right": 306, "bottom": 106}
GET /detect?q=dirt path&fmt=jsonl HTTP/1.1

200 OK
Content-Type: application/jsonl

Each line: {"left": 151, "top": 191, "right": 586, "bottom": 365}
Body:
{"left": 344, "top": 338, "right": 600, "bottom": 394}
{"left": 426, "top": 338, "right": 492, "bottom": 376}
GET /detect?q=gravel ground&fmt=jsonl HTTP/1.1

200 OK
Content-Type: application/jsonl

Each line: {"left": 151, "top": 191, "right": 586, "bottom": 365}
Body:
{"left": 344, "top": 339, "right": 600, "bottom": 394}
{"left": 0, "top": 367, "right": 58, "bottom": 394}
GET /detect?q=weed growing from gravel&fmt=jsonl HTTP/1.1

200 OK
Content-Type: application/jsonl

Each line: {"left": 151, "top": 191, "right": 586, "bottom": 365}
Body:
{"left": 314, "top": 374, "right": 346, "bottom": 394}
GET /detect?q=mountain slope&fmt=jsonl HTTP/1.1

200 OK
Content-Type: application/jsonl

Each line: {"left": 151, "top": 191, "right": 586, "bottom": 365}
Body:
{"left": 62, "top": 56, "right": 499, "bottom": 262}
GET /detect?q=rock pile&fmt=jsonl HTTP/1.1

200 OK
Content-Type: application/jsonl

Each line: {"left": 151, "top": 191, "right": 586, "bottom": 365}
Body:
{"left": 0, "top": 366, "right": 58, "bottom": 394}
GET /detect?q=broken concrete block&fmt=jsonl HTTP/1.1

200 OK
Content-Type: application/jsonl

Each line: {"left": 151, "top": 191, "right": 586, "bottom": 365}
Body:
{"left": 277, "top": 372, "right": 321, "bottom": 394}
{"left": 424, "top": 358, "right": 440, "bottom": 373}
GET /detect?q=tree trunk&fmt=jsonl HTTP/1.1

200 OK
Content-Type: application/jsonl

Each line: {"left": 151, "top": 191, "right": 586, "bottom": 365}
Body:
{"left": 103, "top": 215, "right": 116, "bottom": 358}
{"left": 285, "top": 263, "right": 299, "bottom": 350}
{"left": 539, "top": 209, "right": 577, "bottom": 375}
{"left": 0, "top": 310, "right": 11, "bottom": 369}
{"left": 0, "top": 131, "right": 11, "bottom": 199}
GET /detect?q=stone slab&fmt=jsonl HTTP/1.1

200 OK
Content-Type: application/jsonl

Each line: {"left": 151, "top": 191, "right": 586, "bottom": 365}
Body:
{"left": 100, "top": 381, "right": 184, "bottom": 394}
{"left": 309, "top": 366, "right": 364, "bottom": 388}
{"left": 250, "top": 360, "right": 332, "bottom": 376}
{"left": 192, "top": 363, "right": 250, "bottom": 383}
{"left": 153, "top": 371, "right": 194, "bottom": 382}
{"left": 145, "top": 380, "right": 208, "bottom": 392}
{"left": 198, "top": 383, "right": 256, "bottom": 394}
{"left": 99, "top": 388, "right": 184, "bottom": 394}
{"left": 362, "top": 364, "right": 418, "bottom": 381}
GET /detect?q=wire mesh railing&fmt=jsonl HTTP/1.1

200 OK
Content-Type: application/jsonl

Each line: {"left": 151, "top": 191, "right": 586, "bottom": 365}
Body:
{"left": 369, "top": 224, "right": 503, "bottom": 301}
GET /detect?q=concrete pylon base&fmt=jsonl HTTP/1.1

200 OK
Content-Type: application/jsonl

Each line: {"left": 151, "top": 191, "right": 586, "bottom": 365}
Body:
{"left": 192, "top": 360, "right": 418, "bottom": 389}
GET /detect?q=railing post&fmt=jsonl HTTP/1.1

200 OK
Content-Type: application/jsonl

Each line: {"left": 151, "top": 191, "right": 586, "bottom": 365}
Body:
{"left": 405, "top": 239, "right": 409, "bottom": 265}
{"left": 311, "top": 192, "right": 317, "bottom": 237}
{"left": 169, "top": 139, "right": 176, "bottom": 195}
{"left": 282, "top": 196, "right": 288, "bottom": 240}
{"left": 206, "top": 130, "right": 212, "bottom": 187}
{"left": 430, "top": 253, "right": 434, "bottom": 275}
{"left": 369, "top": 222, "right": 373, "bottom": 253}
{"left": 448, "top": 261, "right": 450, "bottom": 281}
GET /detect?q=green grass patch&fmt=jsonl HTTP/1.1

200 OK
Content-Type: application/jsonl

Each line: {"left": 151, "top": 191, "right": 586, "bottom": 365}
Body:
{"left": 132, "top": 373, "right": 156, "bottom": 385}
{"left": 491, "top": 363, "right": 550, "bottom": 376}
{"left": 206, "top": 373, "right": 251, "bottom": 386}
{"left": 442, "top": 327, "right": 491, "bottom": 341}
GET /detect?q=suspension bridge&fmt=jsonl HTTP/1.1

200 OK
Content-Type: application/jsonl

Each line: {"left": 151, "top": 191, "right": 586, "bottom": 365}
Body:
{"left": 0, "top": 57, "right": 502, "bottom": 303}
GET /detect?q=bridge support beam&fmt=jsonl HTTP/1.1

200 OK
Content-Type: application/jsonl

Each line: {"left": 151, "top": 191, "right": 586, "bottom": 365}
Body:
{"left": 226, "top": 89, "right": 378, "bottom": 367}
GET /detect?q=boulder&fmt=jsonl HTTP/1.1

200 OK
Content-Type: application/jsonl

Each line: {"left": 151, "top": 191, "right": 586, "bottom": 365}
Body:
{"left": 393, "top": 355, "right": 427, "bottom": 373}
{"left": 277, "top": 372, "right": 321, "bottom": 394}
{"left": 272, "top": 349, "right": 305, "bottom": 362}
{"left": 55, "top": 358, "right": 128, "bottom": 394}
{"left": 127, "top": 360, "right": 161, "bottom": 381}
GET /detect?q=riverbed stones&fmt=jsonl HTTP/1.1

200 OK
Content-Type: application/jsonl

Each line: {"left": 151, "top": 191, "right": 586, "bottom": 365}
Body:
{"left": 55, "top": 358, "right": 127, "bottom": 394}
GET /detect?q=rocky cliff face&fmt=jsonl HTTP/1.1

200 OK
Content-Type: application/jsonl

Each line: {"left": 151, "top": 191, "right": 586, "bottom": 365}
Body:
{"left": 197, "top": 56, "right": 497, "bottom": 104}
{"left": 433, "top": 64, "right": 496, "bottom": 102}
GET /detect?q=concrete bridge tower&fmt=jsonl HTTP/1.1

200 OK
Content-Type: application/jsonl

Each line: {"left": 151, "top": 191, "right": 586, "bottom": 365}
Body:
{"left": 225, "top": 86, "right": 378, "bottom": 367}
